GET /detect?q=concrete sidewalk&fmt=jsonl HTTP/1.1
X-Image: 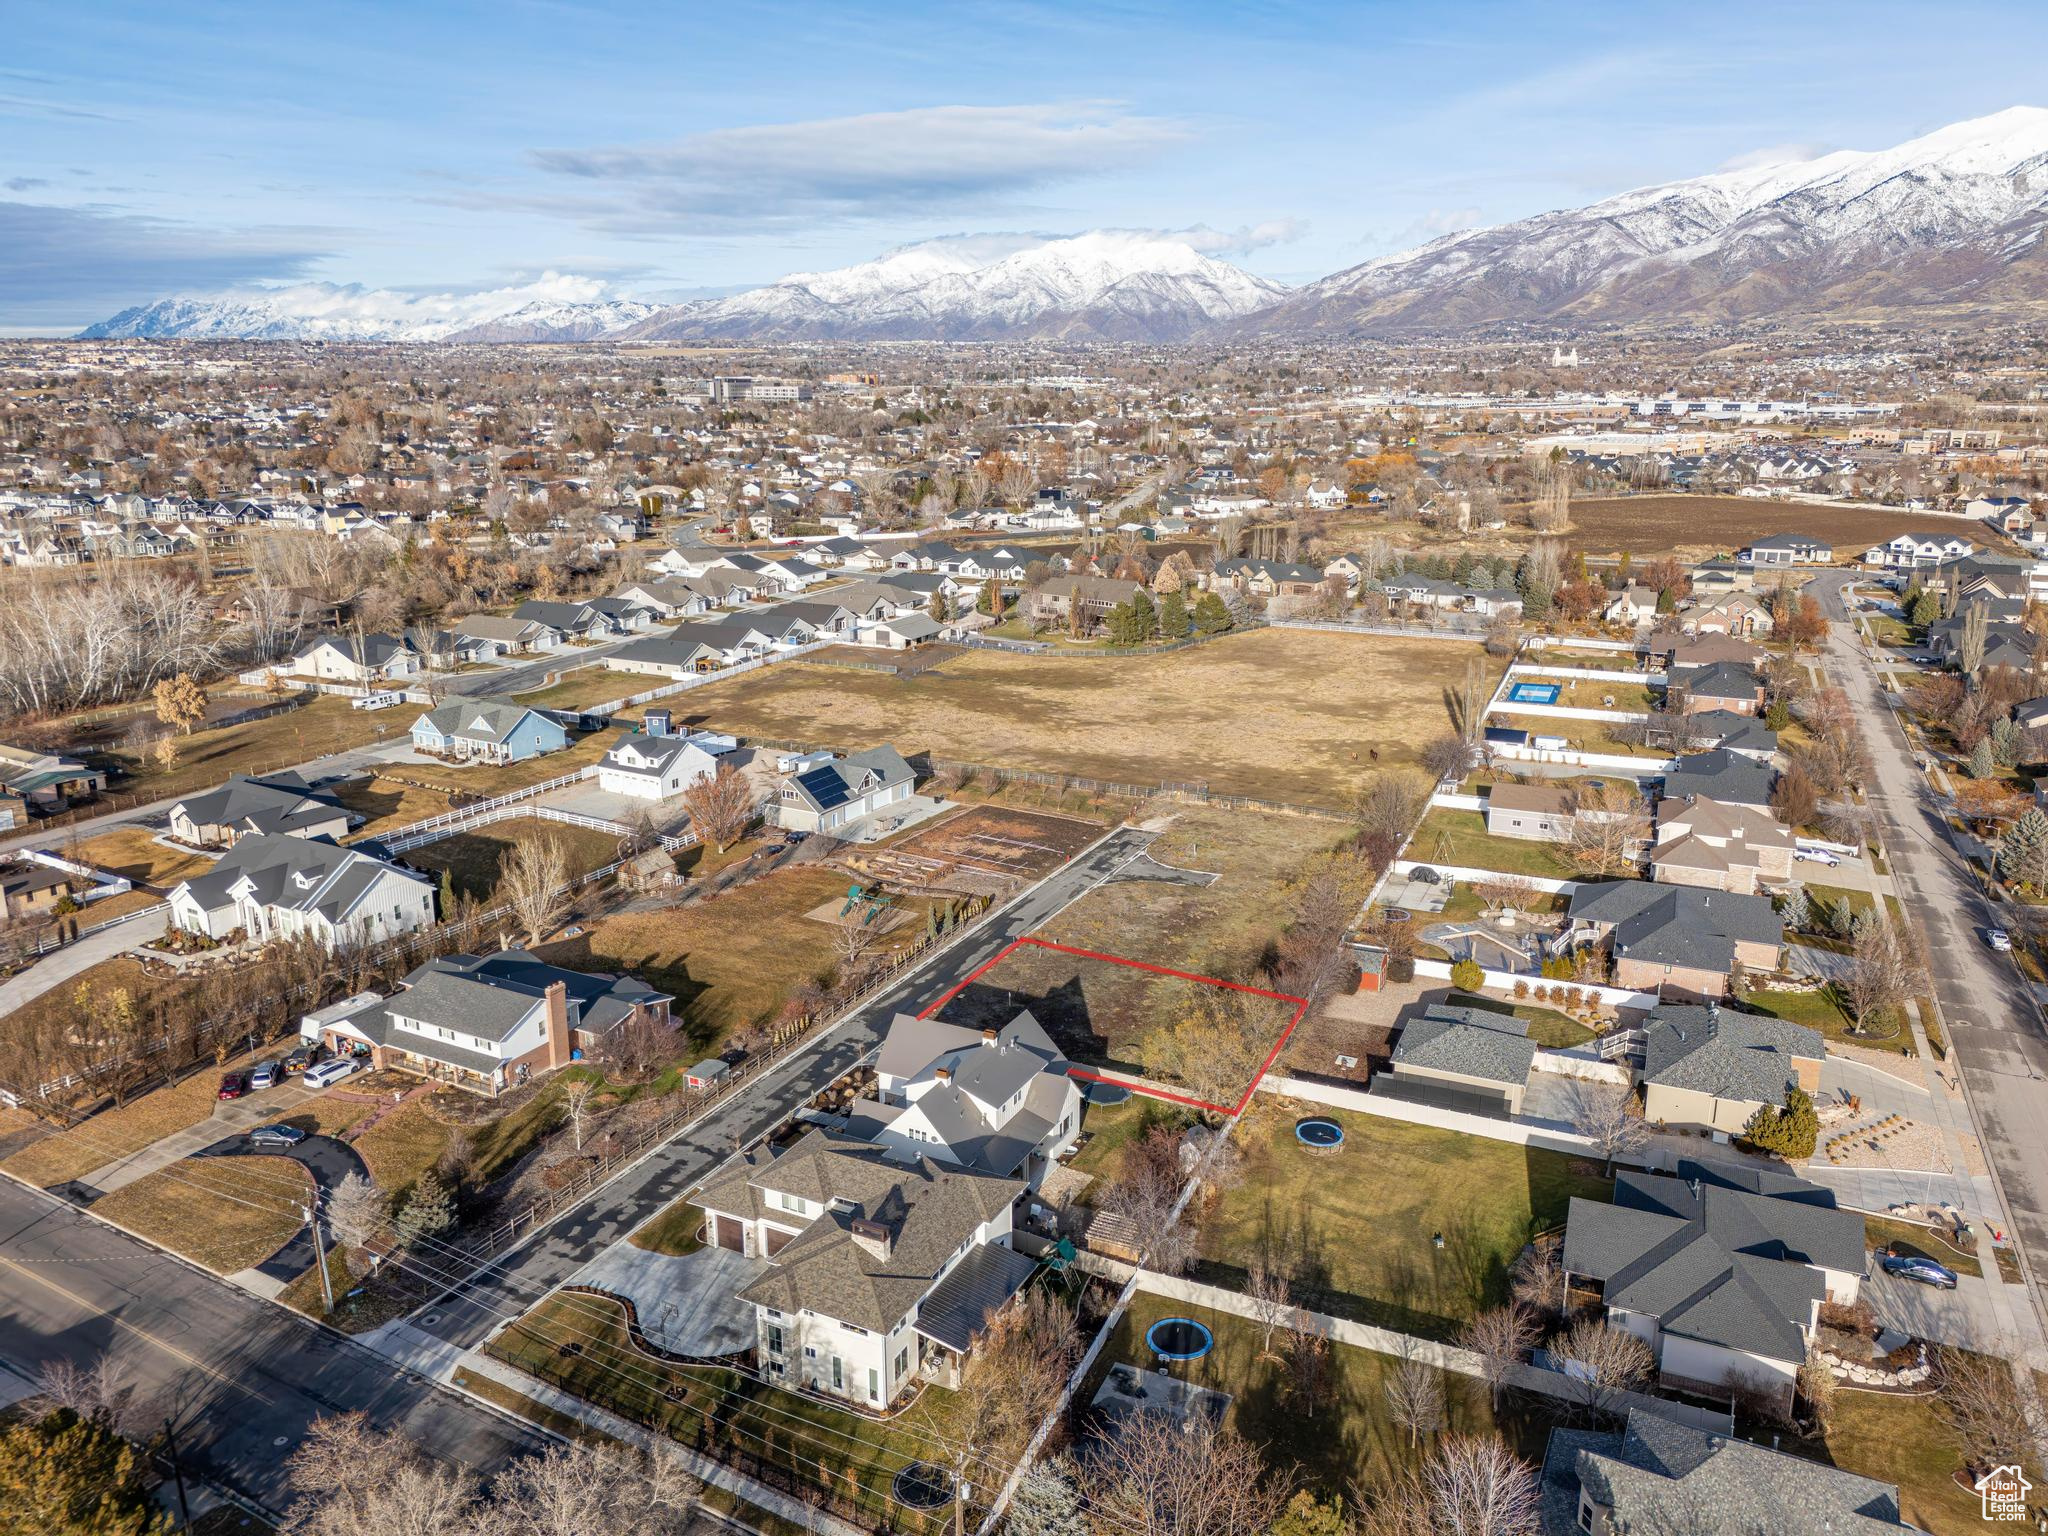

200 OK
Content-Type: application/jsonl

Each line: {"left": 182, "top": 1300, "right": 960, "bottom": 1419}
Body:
{"left": 0, "top": 905, "right": 168, "bottom": 1017}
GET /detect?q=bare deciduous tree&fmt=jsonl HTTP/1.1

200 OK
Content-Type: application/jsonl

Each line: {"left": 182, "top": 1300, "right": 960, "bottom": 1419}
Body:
{"left": 1384, "top": 1354, "right": 1446, "bottom": 1449}
{"left": 1083, "top": 1413, "right": 1287, "bottom": 1536}
{"left": 1568, "top": 1084, "right": 1646, "bottom": 1176}
{"left": 1934, "top": 1346, "right": 2036, "bottom": 1474}
{"left": 497, "top": 830, "right": 570, "bottom": 947}
{"left": 1460, "top": 1305, "right": 1539, "bottom": 1414}
{"left": 487, "top": 1436, "right": 700, "bottom": 1536}
{"left": 1551, "top": 1317, "right": 1654, "bottom": 1418}
{"left": 680, "top": 762, "right": 755, "bottom": 853}
{"left": 1100, "top": 1125, "right": 1197, "bottom": 1276}
{"left": 562, "top": 1077, "right": 597, "bottom": 1152}
{"left": 1561, "top": 781, "right": 1649, "bottom": 879}
{"left": 1245, "top": 1257, "right": 1293, "bottom": 1362}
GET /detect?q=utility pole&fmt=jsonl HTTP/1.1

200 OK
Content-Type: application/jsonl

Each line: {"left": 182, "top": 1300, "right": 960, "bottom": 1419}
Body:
{"left": 162, "top": 1417, "right": 192, "bottom": 1530}
{"left": 305, "top": 1201, "right": 334, "bottom": 1314}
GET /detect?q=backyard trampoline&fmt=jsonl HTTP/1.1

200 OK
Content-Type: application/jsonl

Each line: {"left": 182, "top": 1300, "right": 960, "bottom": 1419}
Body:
{"left": 1146, "top": 1318, "right": 1215, "bottom": 1361}
{"left": 1295, "top": 1117, "right": 1345, "bottom": 1149}
{"left": 1085, "top": 1080, "right": 1133, "bottom": 1106}
{"left": 892, "top": 1463, "right": 953, "bottom": 1510}
{"left": 1506, "top": 681, "right": 1562, "bottom": 706}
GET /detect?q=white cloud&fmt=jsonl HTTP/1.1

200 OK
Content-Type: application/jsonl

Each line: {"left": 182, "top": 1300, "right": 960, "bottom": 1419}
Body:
{"left": 1717, "top": 141, "right": 1829, "bottom": 172}
{"left": 529, "top": 102, "right": 1188, "bottom": 231}
{"left": 1171, "top": 219, "right": 1308, "bottom": 256}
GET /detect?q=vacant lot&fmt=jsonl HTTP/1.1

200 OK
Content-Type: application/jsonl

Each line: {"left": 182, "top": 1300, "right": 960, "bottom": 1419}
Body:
{"left": 332, "top": 775, "right": 458, "bottom": 840}
{"left": 939, "top": 807, "right": 1351, "bottom": 1062}
{"left": 536, "top": 864, "right": 932, "bottom": 1056}
{"left": 1198, "top": 1103, "right": 1611, "bottom": 1339}
{"left": 673, "top": 628, "right": 1495, "bottom": 807}
{"left": 865, "top": 803, "right": 1107, "bottom": 891}
{"left": 405, "top": 820, "right": 623, "bottom": 902}
{"left": 393, "top": 728, "right": 615, "bottom": 797}
{"left": 95, "top": 696, "right": 403, "bottom": 803}
{"left": 1562, "top": 495, "right": 1996, "bottom": 560}
{"left": 512, "top": 666, "right": 633, "bottom": 713}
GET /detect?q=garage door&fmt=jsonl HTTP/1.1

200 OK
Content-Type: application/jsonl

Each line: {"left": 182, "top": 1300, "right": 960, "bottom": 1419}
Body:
{"left": 714, "top": 1214, "right": 744, "bottom": 1252}
{"left": 765, "top": 1226, "right": 794, "bottom": 1257}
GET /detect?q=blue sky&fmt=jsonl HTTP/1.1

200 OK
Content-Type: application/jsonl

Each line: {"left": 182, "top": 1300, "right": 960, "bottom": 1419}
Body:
{"left": 5, "top": 0, "right": 2047, "bottom": 331}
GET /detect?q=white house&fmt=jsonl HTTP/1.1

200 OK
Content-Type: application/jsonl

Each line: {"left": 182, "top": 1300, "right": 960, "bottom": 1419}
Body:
{"left": 773, "top": 745, "right": 916, "bottom": 834}
{"left": 853, "top": 1010, "right": 1083, "bottom": 1189}
{"left": 167, "top": 832, "right": 434, "bottom": 949}
{"left": 694, "top": 1129, "right": 1032, "bottom": 1408}
{"left": 595, "top": 722, "right": 722, "bottom": 800}
{"left": 288, "top": 633, "right": 420, "bottom": 683}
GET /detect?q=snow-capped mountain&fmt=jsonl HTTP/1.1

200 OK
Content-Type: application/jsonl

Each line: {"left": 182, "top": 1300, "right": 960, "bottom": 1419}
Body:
{"left": 1255, "top": 106, "right": 2048, "bottom": 335}
{"left": 78, "top": 274, "right": 663, "bottom": 343}
{"left": 623, "top": 231, "right": 1290, "bottom": 342}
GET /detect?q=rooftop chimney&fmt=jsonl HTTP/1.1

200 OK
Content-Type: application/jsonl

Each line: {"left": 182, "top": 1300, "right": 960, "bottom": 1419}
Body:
{"left": 980, "top": 1028, "right": 999, "bottom": 1046}
{"left": 933, "top": 1065, "right": 951, "bottom": 1083}
{"left": 849, "top": 1216, "right": 893, "bottom": 1260}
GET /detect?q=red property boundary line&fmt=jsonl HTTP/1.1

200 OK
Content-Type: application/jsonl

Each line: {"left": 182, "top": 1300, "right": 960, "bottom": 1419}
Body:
{"left": 914, "top": 934, "right": 1307, "bottom": 1118}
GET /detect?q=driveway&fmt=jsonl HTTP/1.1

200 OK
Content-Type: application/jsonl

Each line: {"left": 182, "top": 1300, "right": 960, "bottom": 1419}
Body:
{"left": 193, "top": 1130, "right": 369, "bottom": 1285}
{"left": 0, "top": 904, "right": 169, "bottom": 1017}
{"left": 1867, "top": 1263, "right": 2008, "bottom": 1352}
{"left": 569, "top": 1241, "right": 766, "bottom": 1357}
{"left": 62, "top": 1074, "right": 325, "bottom": 1200}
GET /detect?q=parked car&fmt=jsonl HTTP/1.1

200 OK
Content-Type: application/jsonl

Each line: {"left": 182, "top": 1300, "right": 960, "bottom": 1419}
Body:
{"left": 302, "top": 1058, "right": 359, "bottom": 1089}
{"left": 1795, "top": 849, "right": 1842, "bottom": 867}
{"left": 282, "top": 1045, "right": 322, "bottom": 1074}
{"left": 247, "top": 1123, "right": 306, "bottom": 1149}
{"left": 249, "top": 1062, "right": 278, "bottom": 1091}
{"left": 1880, "top": 1253, "right": 1960, "bottom": 1290}
{"left": 216, "top": 1072, "right": 249, "bottom": 1101}
{"left": 1988, "top": 928, "right": 2014, "bottom": 953}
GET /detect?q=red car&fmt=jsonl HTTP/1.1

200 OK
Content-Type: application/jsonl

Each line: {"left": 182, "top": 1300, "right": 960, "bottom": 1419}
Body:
{"left": 217, "top": 1071, "right": 249, "bottom": 1101}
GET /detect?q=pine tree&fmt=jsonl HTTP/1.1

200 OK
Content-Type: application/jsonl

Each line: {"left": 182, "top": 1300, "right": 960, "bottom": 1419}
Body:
{"left": 1192, "top": 591, "right": 1232, "bottom": 635}
{"left": 438, "top": 867, "right": 458, "bottom": 917}
{"left": 1998, "top": 808, "right": 2048, "bottom": 891}
{"left": 1007, "top": 1460, "right": 1087, "bottom": 1536}
{"left": 1969, "top": 735, "right": 1998, "bottom": 779}
{"left": 0, "top": 1409, "right": 167, "bottom": 1535}
{"left": 1992, "top": 716, "right": 2023, "bottom": 766}
{"left": 1160, "top": 590, "right": 1190, "bottom": 639}
{"left": 1129, "top": 587, "right": 1156, "bottom": 640}
{"left": 1779, "top": 884, "right": 1811, "bottom": 934}
{"left": 396, "top": 1170, "right": 456, "bottom": 1244}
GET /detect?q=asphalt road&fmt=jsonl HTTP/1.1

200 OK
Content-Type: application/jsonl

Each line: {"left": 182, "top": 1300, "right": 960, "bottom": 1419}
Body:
{"left": 1814, "top": 570, "right": 2048, "bottom": 1340}
{"left": 0, "top": 1178, "right": 542, "bottom": 1513}
{"left": 409, "top": 824, "right": 1158, "bottom": 1352}
{"left": 192, "top": 1132, "right": 368, "bottom": 1284}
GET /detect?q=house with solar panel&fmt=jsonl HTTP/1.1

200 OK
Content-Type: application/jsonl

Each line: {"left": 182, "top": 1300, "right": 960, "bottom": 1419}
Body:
{"left": 774, "top": 745, "right": 916, "bottom": 835}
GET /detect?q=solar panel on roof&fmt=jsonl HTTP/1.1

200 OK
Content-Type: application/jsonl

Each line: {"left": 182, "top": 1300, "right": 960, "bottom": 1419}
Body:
{"left": 794, "top": 765, "right": 852, "bottom": 810}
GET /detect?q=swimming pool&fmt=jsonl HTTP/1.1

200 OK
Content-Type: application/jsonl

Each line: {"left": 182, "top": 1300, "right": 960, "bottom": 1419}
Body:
{"left": 1506, "top": 681, "right": 1562, "bottom": 706}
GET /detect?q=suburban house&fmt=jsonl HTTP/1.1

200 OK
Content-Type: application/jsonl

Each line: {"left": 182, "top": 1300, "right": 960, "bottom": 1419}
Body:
{"left": 1602, "top": 584, "right": 1659, "bottom": 626}
{"left": 611, "top": 578, "right": 716, "bottom": 622}
{"left": 167, "top": 772, "right": 351, "bottom": 849}
{"left": 1862, "top": 532, "right": 1974, "bottom": 570}
{"left": 605, "top": 622, "right": 751, "bottom": 677}
{"left": 167, "top": 831, "right": 434, "bottom": 949}
{"left": 1639, "top": 1003, "right": 1824, "bottom": 1135}
{"left": 1538, "top": 1408, "right": 1911, "bottom": 1535}
{"left": 1648, "top": 795, "right": 1794, "bottom": 896}
{"left": 694, "top": 1129, "right": 1032, "bottom": 1408}
{"left": 1207, "top": 557, "right": 1327, "bottom": 599}
{"left": 1560, "top": 1163, "right": 1863, "bottom": 1412}
{"left": 596, "top": 718, "right": 723, "bottom": 800}
{"left": 1660, "top": 749, "right": 1776, "bottom": 812}
{"left": 1, "top": 859, "right": 86, "bottom": 920}
{"left": 1653, "top": 633, "right": 1767, "bottom": 676}
{"left": 774, "top": 745, "right": 916, "bottom": 835}
{"left": 1680, "top": 591, "right": 1774, "bottom": 639}
{"left": 451, "top": 614, "right": 562, "bottom": 656}
{"left": 1484, "top": 782, "right": 1574, "bottom": 842}
{"left": 288, "top": 632, "right": 420, "bottom": 684}
{"left": 409, "top": 698, "right": 568, "bottom": 765}
{"left": 851, "top": 1010, "right": 1084, "bottom": 1188}
{"left": 1381, "top": 1003, "right": 1537, "bottom": 1116}
{"left": 857, "top": 611, "right": 944, "bottom": 650}
{"left": 1738, "top": 532, "right": 1832, "bottom": 566}
{"left": 511, "top": 598, "right": 635, "bottom": 641}
{"left": 1027, "top": 575, "right": 1141, "bottom": 630}
{"left": 299, "top": 949, "right": 673, "bottom": 1096}
{"left": 1674, "top": 661, "right": 1766, "bottom": 716}
{"left": 1561, "top": 882, "right": 1783, "bottom": 997}
{"left": 0, "top": 744, "right": 105, "bottom": 810}
{"left": 1680, "top": 710, "right": 1779, "bottom": 762}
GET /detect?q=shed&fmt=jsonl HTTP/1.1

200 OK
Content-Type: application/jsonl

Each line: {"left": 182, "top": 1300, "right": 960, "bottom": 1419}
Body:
{"left": 687, "top": 1058, "right": 732, "bottom": 1090}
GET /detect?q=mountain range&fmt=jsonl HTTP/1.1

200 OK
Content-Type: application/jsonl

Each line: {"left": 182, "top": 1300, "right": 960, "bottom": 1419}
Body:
{"left": 75, "top": 107, "right": 2048, "bottom": 343}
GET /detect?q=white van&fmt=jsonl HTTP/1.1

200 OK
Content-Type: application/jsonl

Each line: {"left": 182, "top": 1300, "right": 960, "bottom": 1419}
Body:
{"left": 303, "top": 1058, "right": 359, "bottom": 1089}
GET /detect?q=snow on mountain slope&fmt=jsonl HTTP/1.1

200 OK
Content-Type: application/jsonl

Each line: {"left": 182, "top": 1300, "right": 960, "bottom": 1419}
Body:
{"left": 1255, "top": 105, "right": 2048, "bottom": 334}
{"left": 78, "top": 274, "right": 662, "bottom": 342}
{"left": 623, "top": 231, "right": 1291, "bottom": 341}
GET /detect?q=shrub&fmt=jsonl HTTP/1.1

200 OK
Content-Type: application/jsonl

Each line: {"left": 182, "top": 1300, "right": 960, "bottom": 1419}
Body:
{"left": 1512, "top": 979, "right": 1530, "bottom": 999}
{"left": 1449, "top": 958, "right": 1486, "bottom": 992}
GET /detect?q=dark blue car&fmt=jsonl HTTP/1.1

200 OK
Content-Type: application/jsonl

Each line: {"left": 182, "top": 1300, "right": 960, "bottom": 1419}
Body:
{"left": 1881, "top": 1253, "right": 1959, "bottom": 1290}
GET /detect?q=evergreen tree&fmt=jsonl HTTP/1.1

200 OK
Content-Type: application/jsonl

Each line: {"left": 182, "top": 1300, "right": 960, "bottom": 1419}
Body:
{"left": 1992, "top": 715, "right": 2023, "bottom": 767}
{"left": 1268, "top": 1491, "right": 1348, "bottom": 1536}
{"left": 1997, "top": 808, "right": 2048, "bottom": 891}
{"left": 396, "top": 1170, "right": 456, "bottom": 1244}
{"left": 1779, "top": 884, "right": 1811, "bottom": 934}
{"left": 1129, "top": 587, "right": 1157, "bottom": 640}
{"left": 1160, "top": 590, "right": 1191, "bottom": 639}
{"left": 1969, "top": 735, "right": 1998, "bottom": 779}
{"left": 1743, "top": 1086, "right": 1820, "bottom": 1160}
{"left": 1909, "top": 588, "right": 1942, "bottom": 628}
{"left": 0, "top": 1409, "right": 167, "bottom": 1535}
{"left": 1006, "top": 1460, "right": 1087, "bottom": 1536}
{"left": 438, "top": 867, "right": 458, "bottom": 917}
{"left": 976, "top": 580, "right": 996, "bottom": 616}
{"left": 1192, "top": 591, "right": 1233, "bottom": 635}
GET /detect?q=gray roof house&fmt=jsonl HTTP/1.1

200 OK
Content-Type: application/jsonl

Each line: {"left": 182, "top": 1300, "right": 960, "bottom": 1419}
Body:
{"left": 695, "top": 1129, "right": 1030, "bottom": 1409}
{"left": 168, "top": 831, "right": 433, "bottom": 950}
{"left": 1640, "top": 1003, "right": 1823, "bottom": 1136}
{"left": 1560, "top": 1164, "right": 1865, "bottom": 1412}
{"left": 1563, "top": 882, "right": 1783, "bottom": 997}
{"left": 850, "top": 1010, "right": 1083, "bottom": 1187}
{"left": 1660, "top": 748, "right": 1776, "bottom": 810}
{"left": 1539, "top": 1408, "right": 1909, "bottom": 1534}
{"left": 774, "top": 745, "right": 915, "bottom": 835}
{"left": 409, "top": 697, "right": 569, "bottom": 764}
{"left": 1682, "top": 709, "right": 1780, "bottom": 762}
{"left": 302, "top": 949, "right": 672, "bottom": 1096}
{"left": 167, "top": 772, "right": 351, "bottom": 849}
{"left": 1379, "top": 1003, "right": 1537, "bottom": 1116}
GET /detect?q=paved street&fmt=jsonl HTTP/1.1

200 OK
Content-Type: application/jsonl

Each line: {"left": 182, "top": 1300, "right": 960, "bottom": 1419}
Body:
{"left": 1815, "top": 570, "right": 2048, "bottom": 1360}
{"left": 393, "top": 824, "right": 1158, "bottom": 1357}
{"left": 0, "top": 1178, "right": 543, "bottom": 1514}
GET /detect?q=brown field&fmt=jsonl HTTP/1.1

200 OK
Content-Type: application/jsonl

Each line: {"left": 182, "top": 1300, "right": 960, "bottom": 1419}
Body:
{"left": 332, "top": 776, "right": 459, "bottom": 840}
{"left": 404, "top": 820, "right": 623, "bottom": 902}
{"left": 70, "top": 825, "right": 215, "bottom": 888}
{"left": 90, "top": 696, "right": 405, "bottom": 802}
{"left": 90, "top": 1154, "right": 310, "bottom": 1274}
{"left": 669, "top": 628, "right": 1494, "bottom": 808}
{"left": 873, "top": 803, "right": 1107, "bottom": 886}
{"left": 1562, "top": 495, "right": 2000, "bottom": 559}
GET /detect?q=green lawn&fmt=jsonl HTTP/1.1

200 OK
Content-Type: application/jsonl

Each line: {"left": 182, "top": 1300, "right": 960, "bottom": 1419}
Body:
{"left": 1068, "top": 1095, "right": 1194, "bottom": 1195}
{"left": 1745, "top": 983, "right": 1909, "bottom": 1054}
{"left": 511, "top": 666, "right": 634, "bottom": 712}
{"left": 1087, "top": 1293, "right": 1566, "bottom": 1501}
{"left": 1796, "top": 1390, "right": 1984, "bottom": 1536}
{"left": 1862, "top": 1215, "right": 1980, "bottom": 1278}
{"left": 1509, "top": 675, "right": 1658, "bottom": 714}
{"left": 1412, "top": 808, "right": 1578, "bottom": 881}
{"left": 1198, "top": 1106, "right": 1612, "bottom": 1339}
{"left": 629, "top": 1199, "right": 706, "bottom": 1255}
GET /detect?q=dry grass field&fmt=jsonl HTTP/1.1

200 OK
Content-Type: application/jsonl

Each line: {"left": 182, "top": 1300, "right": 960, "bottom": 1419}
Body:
{"left": 90, "top": 1154, "right": 311, "bottom": 1273}
{"left": 670, "top": 628, "right": 1493, "bottom": 808}
{"left": 404, "top": 820, "right": 623, "bottom": 902}
{"left": 1562, "top": 495, "right": 1998, "bottom": 559}
{"left": 71, "top": 826, "right": 216, "bottom": 888}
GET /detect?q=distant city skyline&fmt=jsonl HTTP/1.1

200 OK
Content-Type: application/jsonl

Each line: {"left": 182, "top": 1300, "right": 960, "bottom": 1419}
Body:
{"left": 6, "top": 0, "right": 2048, "bottom": 331}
